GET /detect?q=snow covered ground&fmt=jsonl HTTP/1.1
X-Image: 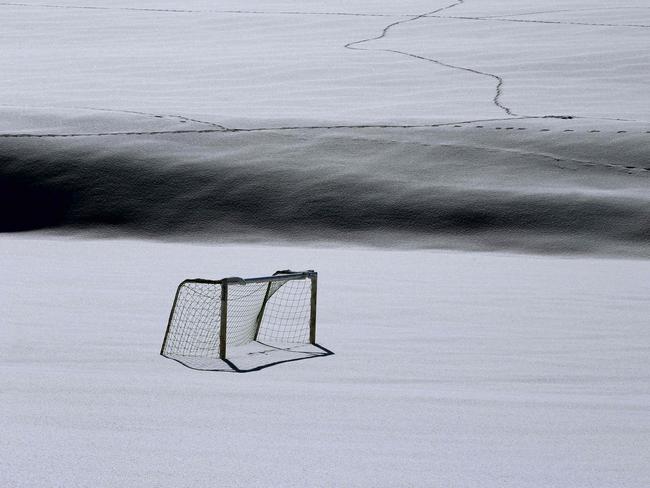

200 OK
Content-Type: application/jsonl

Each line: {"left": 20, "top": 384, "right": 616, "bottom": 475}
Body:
{"left": 1, "top": 236, "right": 649, "bottom": 486}
{"left": 1, "top": 0, "right": 649, "bottom": 123}
{"left": 1, "top": 0, "right": 649, "bottom": 486}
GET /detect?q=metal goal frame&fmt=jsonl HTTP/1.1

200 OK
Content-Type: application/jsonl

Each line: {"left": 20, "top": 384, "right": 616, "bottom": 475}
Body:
{"left": 160, "top": 270, "right": 317, "bottom": 360}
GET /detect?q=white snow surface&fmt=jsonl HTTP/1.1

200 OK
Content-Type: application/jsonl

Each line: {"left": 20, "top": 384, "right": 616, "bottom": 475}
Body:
{"left": 1, "top": 236, "right": 649, "bottom": 487}
{"left": 1, "top": 0, "right": 648, "bottom": 123}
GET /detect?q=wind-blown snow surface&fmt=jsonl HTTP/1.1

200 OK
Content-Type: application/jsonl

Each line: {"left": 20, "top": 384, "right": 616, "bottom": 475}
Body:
{"left": 1, "top": 0, "right": 649, "bottom": 121}
{"left": 1, "top": 236, "right": 649, "bottom": 487}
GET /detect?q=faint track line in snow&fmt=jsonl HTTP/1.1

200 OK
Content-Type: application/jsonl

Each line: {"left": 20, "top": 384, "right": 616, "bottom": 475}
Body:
{"left": 0, "top": 117, "right": 538, "bottom": 138}
{"left": 427, "top": 14, "right": 650, "bottom": 29}
{"left": 384, "top": 48, "right": 515, "bottom": 116}
{"left": 480, "top": 7, "right": 650, "bottom": 19}
{"left": 226, "top": 116, "right": 539, "bottom": 132}
{"left": 0, "top": 103, "right": 231, "bottom": 131}
{"left": 360, "top": 137, "right": 646, "bottom": 173}
{"left": 73, "top": 106, "right": 230, "bottom": 130}
{"left": 343, "top": 1, "right": 518, "bottom": 117}
{"left": 0, "top": 2, "right": 193, "bottom": 12}
{"left": 344, "top": 1, "right": 466, "bottom": 52}
{"left": 0, "top": 2, "right": 404, "bottom": 17}
{"left": 439, "top": 144, "right": 649, "bottom": 173}
{"left": 2, "top": 115, "right": 649, "bottom": 138}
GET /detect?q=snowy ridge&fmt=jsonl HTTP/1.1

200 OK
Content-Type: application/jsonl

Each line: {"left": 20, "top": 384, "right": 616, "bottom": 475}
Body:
{"left": 2, "top": 112, "right": 648, "bottom": 255}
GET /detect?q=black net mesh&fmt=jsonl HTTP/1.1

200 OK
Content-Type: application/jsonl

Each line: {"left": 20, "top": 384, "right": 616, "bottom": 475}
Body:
{"left": 162, "top": 282, "right": 222, "bottom": 359}
{"left": 162, "top": 274, "right": 313, "bottom": 362}
{"left": 257, "top": 279, "right": 311, "bottom": 345}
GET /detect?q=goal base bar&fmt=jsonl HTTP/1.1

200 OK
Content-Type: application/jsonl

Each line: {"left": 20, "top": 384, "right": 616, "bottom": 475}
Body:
{"left": 163, "top": 341, "right": 333, "bottom": 373}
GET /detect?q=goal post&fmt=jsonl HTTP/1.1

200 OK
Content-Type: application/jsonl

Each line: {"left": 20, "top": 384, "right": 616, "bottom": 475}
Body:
{"left": 161, "top": 270, "right": 317, "bottom": 364}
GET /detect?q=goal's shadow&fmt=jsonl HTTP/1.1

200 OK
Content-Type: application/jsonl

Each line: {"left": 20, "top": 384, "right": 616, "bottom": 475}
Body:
{"left": 163, "top": 342, "right": 333, "bottom": 373}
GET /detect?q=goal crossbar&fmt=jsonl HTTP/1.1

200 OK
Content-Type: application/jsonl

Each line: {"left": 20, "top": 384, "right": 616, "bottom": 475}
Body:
{"left": 179, "top": 270, "right": 314, "bottom": 286}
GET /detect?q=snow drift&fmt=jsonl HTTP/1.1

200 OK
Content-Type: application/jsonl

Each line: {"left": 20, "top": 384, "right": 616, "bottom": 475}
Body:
{"left": 1, "top": 114, "right": 648, "bottom": 255}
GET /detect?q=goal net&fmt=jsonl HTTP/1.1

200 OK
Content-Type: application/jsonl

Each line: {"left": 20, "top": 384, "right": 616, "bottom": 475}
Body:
{"left": 161, "top": 270, "right": 317, "bottom": 367}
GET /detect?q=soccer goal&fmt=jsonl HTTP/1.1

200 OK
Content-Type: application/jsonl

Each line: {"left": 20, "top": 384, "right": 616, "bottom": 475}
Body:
{"left": 161, "top": 270, "right": 317, "bottom": 367}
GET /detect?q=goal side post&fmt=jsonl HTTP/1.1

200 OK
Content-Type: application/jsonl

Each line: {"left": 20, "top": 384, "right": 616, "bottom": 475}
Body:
{"left": 309, "top": 272, "right": 317, "bottom": 344}
{"left": 219, "top": 282, "right": 228, "bottom": 359}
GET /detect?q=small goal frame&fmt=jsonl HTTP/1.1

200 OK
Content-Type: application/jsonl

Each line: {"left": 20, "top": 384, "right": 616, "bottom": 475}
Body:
{"left": 160, "top": 270, "right": 317, "bottom": 361}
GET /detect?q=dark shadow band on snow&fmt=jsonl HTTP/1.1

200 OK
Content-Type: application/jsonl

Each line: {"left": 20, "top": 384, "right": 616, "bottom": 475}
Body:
{"left": 1, "top": 138, "right": 648, "bottom": 255}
